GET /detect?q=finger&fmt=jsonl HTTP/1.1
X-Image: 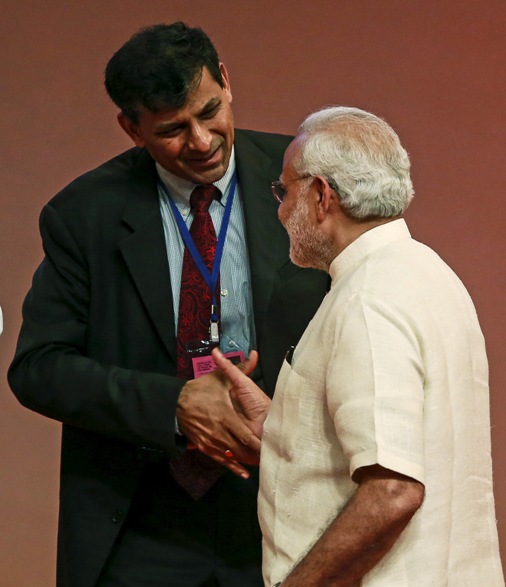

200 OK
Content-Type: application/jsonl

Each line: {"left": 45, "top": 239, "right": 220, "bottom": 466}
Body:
{"left": 218, "top": 457, "right": 251, "bottom": 479}
{"left": 186, "top": 417, "right": 261, "bottom": 461}
{"left": 212, "top": 347, "right": 254, "bottom": 385}
{"left": 202, "top": 443, "right": 259, "bottom": 467}
{"left": 240, "top": 432, "right": 262, "bottom": 453}
{"left": 222, "top": 413, "right": 262, "bottom": 452}
{"left": 223, "top": 461, "right": 250, "bottom": 478}
{"left": 196, "top": 444, "right": 251, "bottom": 479}
{"left": 201, "top": 428, "right": 261, "bottom": 460}
{"left": 233, "top": 425, "right": 262, "bottom": 452}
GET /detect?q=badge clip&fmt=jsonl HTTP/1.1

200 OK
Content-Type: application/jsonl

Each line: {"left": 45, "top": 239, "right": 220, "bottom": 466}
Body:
{"left": 210, "top": 304, "right": 220, "bottom": 343}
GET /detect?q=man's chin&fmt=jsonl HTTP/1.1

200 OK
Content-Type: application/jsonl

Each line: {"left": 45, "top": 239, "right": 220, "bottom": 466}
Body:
{"left": 184, "top": 145, "right": 232, "bottom": 184}
{"left": 289, "top": 249, "right": 311, "bottom": 269}
{"left": 184, "top": 161, "right": 228, "bottom": 185}
{"left": 290, "top": 247, "right": 328, "bottom": 272}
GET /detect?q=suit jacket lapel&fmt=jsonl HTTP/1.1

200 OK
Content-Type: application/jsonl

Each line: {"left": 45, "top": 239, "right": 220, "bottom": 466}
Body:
{"left": 117, "top": 134, "right": 293, "bottom": 363}
{"left": 118, "top": 150, "right": 177, "bottom": 360}
{"left": 234, "top": 130, "right": 292, "bottom": 345}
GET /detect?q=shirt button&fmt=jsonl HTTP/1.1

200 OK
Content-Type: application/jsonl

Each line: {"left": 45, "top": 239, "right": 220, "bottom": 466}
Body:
{"left": 221, "top": 289, "right": 228, "bottom": 297}
{"left": 111, "top": 510, "right": 125, "bottom": 524}
{"left": 228, "top": 340, "right": 236, "bottom": 348}
{"left": 181, "top": 208, "right": 189, "bottom": 217}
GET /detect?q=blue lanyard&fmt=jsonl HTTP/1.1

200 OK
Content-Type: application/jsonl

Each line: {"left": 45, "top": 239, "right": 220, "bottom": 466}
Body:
{"left": 159, "top": 174, "right": 236, "bottom": 328}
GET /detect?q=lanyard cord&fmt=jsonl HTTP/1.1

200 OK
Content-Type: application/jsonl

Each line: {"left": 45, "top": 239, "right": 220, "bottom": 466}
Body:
{"left": 159, "top": 173, "right": 237, "bottom": 315}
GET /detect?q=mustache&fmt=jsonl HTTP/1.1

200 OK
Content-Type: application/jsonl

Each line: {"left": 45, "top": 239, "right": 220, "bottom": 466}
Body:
{"left": 186, "top": 138, "right": 223, "bottom": 159}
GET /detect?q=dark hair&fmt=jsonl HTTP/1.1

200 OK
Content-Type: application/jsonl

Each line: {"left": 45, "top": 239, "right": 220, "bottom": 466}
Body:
{"left": 104, "top": 22, "right": 223, "bottom": 122}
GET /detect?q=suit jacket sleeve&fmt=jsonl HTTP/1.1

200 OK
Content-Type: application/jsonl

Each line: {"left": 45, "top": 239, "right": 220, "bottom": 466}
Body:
{"left": 8, "top": 154, "right": 182, "bottom": 455}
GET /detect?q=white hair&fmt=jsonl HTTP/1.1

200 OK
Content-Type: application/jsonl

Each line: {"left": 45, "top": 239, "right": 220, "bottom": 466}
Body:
{"left": 293, "top": 106, "right": 414, "bottom": 219}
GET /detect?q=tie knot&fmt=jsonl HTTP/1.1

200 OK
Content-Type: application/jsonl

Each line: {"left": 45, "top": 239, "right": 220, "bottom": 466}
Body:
{"left": 190, "top": 185, "right": 220, "bottom": 213}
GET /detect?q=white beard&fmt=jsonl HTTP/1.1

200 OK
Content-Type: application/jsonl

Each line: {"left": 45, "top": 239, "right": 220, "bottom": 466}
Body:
{"left": 283, "top": 192, "right": 335, "bottom": 272}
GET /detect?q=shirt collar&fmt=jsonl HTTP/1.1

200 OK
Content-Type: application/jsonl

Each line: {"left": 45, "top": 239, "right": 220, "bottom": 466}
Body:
{"left": 156, "top": 146, "right": 236, "bottom": 208}
{"left": 329, "top": 218, "right": 411, "bottom": 286}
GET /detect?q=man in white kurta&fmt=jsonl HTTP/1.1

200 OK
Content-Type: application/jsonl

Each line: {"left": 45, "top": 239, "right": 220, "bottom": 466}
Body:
{"left": 259, "top": 218, "right": 503, "bottom": 586}
{"left": 212, "top": 106, "right": 504, "bottom": 586}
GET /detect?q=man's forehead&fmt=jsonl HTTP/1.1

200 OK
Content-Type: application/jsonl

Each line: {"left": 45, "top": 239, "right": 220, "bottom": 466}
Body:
{"left": 187, "top": 65, "right": 228, "bottom": 104}
{"left": 281, "top": 136, "right": 303, "bottom": 178}
{"left": 137, "top": 67, "right": 223, "bottom": 125}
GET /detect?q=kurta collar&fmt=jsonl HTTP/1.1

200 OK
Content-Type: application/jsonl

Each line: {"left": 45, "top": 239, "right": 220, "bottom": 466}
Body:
{"left": 329, "top": 218, "right": 411, "bottom": 287}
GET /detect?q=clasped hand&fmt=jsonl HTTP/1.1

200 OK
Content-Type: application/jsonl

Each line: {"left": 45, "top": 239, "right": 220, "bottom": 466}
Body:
{"left": 176, "top": 349, "right": 271, "bottom": 478}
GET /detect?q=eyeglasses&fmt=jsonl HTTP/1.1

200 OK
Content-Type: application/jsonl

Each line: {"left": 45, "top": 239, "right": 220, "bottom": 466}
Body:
{"left": 271, "top": 175, "right": 312, "bottom": 204}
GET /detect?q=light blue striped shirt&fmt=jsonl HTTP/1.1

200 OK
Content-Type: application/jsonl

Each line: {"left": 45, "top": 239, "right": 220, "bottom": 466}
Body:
{"left": 157, "top": 148, "right": 255, "bottom": 356}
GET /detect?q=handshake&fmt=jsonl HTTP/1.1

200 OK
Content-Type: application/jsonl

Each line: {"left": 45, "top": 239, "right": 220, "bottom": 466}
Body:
{"left": 176, "top": 348, "right": 273, "bottom": 479}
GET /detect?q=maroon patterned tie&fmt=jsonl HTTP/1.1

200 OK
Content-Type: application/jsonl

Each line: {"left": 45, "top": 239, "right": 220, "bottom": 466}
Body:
{"left": 176, "top": 184, "right": 221, "bottom": 377}
{"left": 170, "top": 184, "right": 225, "bottom": 499}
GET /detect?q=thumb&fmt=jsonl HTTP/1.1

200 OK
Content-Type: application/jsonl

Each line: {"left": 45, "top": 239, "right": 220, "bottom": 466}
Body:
{"left": 238, "top": 349, "right": 258, "bottom": 376}
{"left": 212, "top": 348, "right": 258, "bottom": 383}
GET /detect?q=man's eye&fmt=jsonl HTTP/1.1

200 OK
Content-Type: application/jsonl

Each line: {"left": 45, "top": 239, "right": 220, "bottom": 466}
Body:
{"left": 201, "top": 106, "right": 220, "bottom": 119}
{"left": 158, "top": 128, "right": 182, "bottom": 137}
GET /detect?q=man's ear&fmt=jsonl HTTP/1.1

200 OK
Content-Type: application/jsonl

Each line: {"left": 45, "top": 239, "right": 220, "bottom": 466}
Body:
{"left": 117, "top": 112, "right": 145, "bottom": 148}
{"left": 314, "top": 176, "right": 335, "bottom": 222}
{"left": 219, "top": 62, "right": 233, "bottom": 104}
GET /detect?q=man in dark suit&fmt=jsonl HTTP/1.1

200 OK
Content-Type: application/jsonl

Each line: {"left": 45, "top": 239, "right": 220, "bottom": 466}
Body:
{"left": 8, "top": 22, "right": 327, "bottom": 587}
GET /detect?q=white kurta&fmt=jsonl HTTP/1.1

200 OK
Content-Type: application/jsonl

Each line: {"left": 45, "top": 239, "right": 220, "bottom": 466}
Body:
{"left": 259, "top": 219, "right": 504, "bottom": 586}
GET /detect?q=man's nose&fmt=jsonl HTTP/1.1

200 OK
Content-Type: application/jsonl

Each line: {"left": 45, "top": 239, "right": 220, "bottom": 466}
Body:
{"left": 187, "top": 123, "right": 212, "bottom": 152}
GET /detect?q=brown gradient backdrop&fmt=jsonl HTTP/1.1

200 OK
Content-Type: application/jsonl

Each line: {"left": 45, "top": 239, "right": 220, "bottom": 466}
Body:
{"left": 1, "top": 1, "right": 505, "bottom": 584}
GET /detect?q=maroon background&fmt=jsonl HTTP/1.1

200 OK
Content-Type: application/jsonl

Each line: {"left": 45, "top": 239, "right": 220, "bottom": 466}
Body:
{"left": 1, "top": 1, "right": 505, "bottom": 584}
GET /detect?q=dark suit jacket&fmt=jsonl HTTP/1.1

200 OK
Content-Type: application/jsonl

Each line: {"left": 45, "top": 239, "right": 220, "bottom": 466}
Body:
{"left": 9, "top": 129, "right": 328, "bottom": 587}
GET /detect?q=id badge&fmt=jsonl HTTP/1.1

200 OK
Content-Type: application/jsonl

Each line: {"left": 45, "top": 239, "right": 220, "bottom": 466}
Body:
{"left": 192, "top": 351, "right": 245, "bottom": 378}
